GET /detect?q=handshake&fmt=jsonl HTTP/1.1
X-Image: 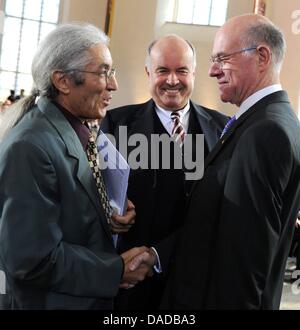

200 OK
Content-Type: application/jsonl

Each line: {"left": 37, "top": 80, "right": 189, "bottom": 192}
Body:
{"left": 120, "top": 246, "right": 157, "bottom": 289}
{"left": 108, "top": 199, "right": 158, "bottom": 288}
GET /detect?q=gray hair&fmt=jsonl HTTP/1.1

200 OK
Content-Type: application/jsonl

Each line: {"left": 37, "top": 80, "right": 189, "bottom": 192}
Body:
{"left": 0, "top": 22, "right": 109, "bottom": 141}
{"left": 241, "top": 21, "right": 286, "bottom": 73}
{"left": 145, "top": 34, "right": 197, "bottom": 69}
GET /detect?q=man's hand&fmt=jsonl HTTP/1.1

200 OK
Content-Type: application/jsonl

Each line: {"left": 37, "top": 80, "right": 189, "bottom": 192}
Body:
{"left": 120, "top": 246, "right": 154, "bottom": 289}
{"left": 129, "top": 248, "right": 157, "bottom": 272}
{"left": 110, "top": 199, "right": 136, "bottom": 233}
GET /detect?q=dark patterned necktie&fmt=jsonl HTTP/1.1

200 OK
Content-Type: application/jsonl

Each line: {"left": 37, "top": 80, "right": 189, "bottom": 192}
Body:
{"left": 171, "top": 111, "right": 185, "bottom": 147}
{"left": 220, "top": 115, "right": 236, "bottom": 139}
{"left": 86, "top": 132, "right": 112, "bottom": 223}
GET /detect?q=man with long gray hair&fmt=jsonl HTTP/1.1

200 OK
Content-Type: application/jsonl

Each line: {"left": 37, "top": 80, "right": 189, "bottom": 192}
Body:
{"left": 0, "top": 23, "right": 149, "bottom": 310}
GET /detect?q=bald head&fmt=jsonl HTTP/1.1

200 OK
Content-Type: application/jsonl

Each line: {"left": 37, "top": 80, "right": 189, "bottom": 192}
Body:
{"left": 145, "top": 35, "right": 196, "bottom": 69}
{"left": 209, "top": 14, "right": 286, "bottom": 106}
{"left": 217, "top": 14, "right": 286, "bottom": 72}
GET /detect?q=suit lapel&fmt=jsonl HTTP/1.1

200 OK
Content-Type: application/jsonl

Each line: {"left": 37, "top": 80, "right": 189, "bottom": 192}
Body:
{"left": 204, "top": 91, "right": 290, "bottom": 169}
{"left": 191, "top": 101, "right": 220, "bottom": 152}
{"left": 189, "top": 91, "right": 290, "bottom": 197}
{"left": 126, "top": 100, "right": 155, "bottom": 168}
{"left": 37, "top": 97, "right": 113, "bottom": 240}
{"left": 128, "top": 99, "right": 155, "bottom": 139}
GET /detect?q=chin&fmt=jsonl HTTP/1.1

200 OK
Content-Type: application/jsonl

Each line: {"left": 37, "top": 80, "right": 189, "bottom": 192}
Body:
{"left": 220, "top": 95, "right": 231, "bottom": 104}
{"left": 98, "top": 108, "right": 107, "bottom": 120}
{"left": 163, "top": 101, "right": 182, "bottom": 109}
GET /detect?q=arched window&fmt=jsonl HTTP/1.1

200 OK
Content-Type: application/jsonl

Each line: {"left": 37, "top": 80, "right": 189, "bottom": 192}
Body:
{"left": 167, "top": 0, "right": 228, "bottom": 26}
{"left": 0, "top": 0, "right": 60, "bottom": 100}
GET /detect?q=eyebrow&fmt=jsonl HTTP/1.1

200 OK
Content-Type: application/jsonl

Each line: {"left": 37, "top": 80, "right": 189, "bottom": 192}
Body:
{"left": 155, "top": 66, "right": 190, "bottom": 70}
{"left": 212, "top": 52, "right": 228, "bottom": 58}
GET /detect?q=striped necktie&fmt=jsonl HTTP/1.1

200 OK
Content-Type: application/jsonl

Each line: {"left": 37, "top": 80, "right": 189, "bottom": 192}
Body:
{"left": 86, "top": 132, "right": 112, "bottom": 224}
{"left": 171, "top": 111, "right": 185, "bottom": 147}
{"left": 220, "top": 115, "right": 236, "bottom": 139}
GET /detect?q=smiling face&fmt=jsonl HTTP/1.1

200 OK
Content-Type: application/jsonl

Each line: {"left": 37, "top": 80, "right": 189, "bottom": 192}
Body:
{"left": 62, "top": 43, "right": 118, "bottom": 120}
{"left": 146, "top": 36, "right": 195, "bottom": 111}
{"left": 208, "top": 17, "right": 264, "bottom": 107}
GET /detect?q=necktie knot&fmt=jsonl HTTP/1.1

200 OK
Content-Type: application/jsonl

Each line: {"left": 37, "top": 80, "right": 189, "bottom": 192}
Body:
{"left": 220, "top": 115, "right": 236, "bottom": 138}
{"left": 170, "top": 111, "right": 185, "bottom": 146}
{"left": 170, "top": 111, "right": 180, "bottom": 120}
{"left": 88, "top": 130, "right": 97, "bottom": 143}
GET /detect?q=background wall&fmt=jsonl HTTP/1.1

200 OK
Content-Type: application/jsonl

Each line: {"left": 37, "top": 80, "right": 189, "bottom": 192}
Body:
{"left": 107, "top": 0, "right": 300, "bottom": 117}
{"left": 267, "top": 0, "right": 300, "bottom": 116}
{"left": 60, "top": 0, "right": 107, "bottom": 29}
{"left": 154, "top": 0, "right": 254, "bottom": 115}
{"left": 109, "top": 0, "right": 158, "bottom": 105}
{"left": 0, "top": 0, "right": 298, "bottom": 117}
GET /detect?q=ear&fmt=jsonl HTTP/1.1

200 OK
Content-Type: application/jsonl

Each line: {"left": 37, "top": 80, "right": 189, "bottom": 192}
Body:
{"left": 145, "top": 66, "right": 150, "bottom": 77}
{"left": 51, "top": 71, "right": 71, "bottom": 95}
{"left": 257, "top": 45, "right": 272, "bottom": 70}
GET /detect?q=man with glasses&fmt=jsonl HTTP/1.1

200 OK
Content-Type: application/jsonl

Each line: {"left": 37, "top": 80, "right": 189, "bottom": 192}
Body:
{"left": 0, "top": 23, "right": 150, "bottom": 310}
{"left": 161, "top": 14, "right": 300, "bottom": 309}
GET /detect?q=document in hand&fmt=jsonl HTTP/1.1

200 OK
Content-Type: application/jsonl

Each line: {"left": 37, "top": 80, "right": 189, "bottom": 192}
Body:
{"left": 96, "top": 131, "right": 130, "bottom": 216}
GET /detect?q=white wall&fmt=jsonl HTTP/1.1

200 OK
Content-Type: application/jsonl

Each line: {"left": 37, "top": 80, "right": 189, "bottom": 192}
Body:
{"left": 109, "top": 0, "right": 158, "bottom": 108}
{"left": 109, "top": 0, "right": 300, "bottom": 117}
{"left": 60, "top": 0, "right": 107, "bottom": 29}
{"left": 1, "top": 0, "right": 297, "bottom": 116}
{"left": 267, "top": 0, "right": 300, "bottom": 115}
{"left": 109, "top": 0, "right": 255, "bottom": 115}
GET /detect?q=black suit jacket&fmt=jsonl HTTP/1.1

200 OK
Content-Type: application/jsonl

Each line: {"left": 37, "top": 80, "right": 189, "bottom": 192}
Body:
{"left": 161, "top": 91, "right": 300, "bottom": 310}
{"left": 101, "top": 99, "right": 227, "bottom": 309}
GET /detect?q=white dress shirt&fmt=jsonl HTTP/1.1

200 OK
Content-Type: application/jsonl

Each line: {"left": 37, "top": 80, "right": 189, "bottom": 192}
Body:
{"left": 155, "top": 102, "right": 190, "bottom": 135}
{"left": 235, "top": 84, "right": 282, "bottom": 119}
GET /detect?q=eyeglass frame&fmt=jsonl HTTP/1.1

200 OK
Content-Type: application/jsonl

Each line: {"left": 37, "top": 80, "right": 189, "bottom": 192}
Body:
{"left": 210, "top": 46, "right": 258, "bottom": 68}
{"left": 62, "top": 67, "right": 116, "bottom": 81}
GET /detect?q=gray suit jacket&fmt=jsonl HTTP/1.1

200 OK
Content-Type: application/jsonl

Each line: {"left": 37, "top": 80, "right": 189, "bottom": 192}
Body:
{"left": 0, "top": 97, "right": 123, "bottom": 310}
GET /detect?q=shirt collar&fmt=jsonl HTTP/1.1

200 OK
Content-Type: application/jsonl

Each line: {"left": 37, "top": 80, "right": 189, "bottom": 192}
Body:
{"left": 155, "top": 101, "right": 190, "bottom": 120}
{"left": 53, "top": 101, "right": 90, "bottom": 149}
{"left": 236, "top": 84, "right": 282, "bottom": 119}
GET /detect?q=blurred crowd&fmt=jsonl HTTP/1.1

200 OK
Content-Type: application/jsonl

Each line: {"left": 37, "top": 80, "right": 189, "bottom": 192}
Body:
{"left": 0, "top": 89, "right": 25, "bottom": 112}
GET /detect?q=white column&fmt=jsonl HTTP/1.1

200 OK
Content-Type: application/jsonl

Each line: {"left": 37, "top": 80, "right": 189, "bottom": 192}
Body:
{"left": 0, "top": 10, "right": 4, "bottom": 40}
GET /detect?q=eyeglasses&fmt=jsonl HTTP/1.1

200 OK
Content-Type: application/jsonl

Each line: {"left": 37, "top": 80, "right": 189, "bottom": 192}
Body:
{"left": 63, "top": 68, "right": 116, "bottom": 81}
{"left": 210, "top": 46, "right": 258, "bottom": 69}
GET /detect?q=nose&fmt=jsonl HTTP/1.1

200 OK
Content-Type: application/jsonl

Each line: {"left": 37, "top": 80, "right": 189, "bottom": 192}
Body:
{"left": 107, "top": 75, "right": 118, "bottom": 91}
{"left": 166, "top": 72, "right": 179, "bottom": 85}
{"left": 208, "top": 61, "right": 222, "bottom": 77}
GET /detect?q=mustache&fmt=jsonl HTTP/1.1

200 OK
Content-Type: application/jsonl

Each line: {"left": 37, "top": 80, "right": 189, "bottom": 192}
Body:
{"left": 161, "top": 84, "right": 184, "bottom": 89}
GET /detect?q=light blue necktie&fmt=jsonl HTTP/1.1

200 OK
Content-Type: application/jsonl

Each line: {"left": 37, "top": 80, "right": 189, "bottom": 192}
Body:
{"left": 220, "top": 115, "right": 236, "bottom": 138}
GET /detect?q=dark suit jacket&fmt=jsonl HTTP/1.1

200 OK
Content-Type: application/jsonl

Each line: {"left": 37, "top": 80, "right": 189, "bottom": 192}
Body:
{"left": 101, "top": 99, "right": 227, "bottom": 309}
{"left": 161, "top": 91, "right": 300, "bottom": 310}
{"left": 0, "top": 97, "right": 123, "bottom": 310}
